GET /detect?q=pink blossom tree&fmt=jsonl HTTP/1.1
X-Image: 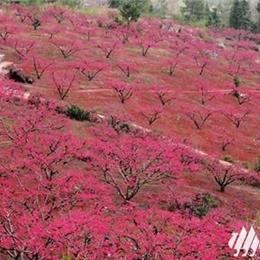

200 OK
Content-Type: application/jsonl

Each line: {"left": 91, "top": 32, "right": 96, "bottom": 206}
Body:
{"left": 117, "top": 61, "right": 137, "bottom": 78}
{"left": 185, "top": 106, "right": 214, "bottom": 129}
{"left": 0, "top": 16, "right": 19, "bottom": 43}
{"left": 216, "top": 128, "right": 235, "bottom": 152}
{"left": 91, "top": 130, "right": 182, "bottom": 201}
{"left": 23, "top": 55, "right": 54, "bottom": 80}
{"left": 141, "top": 105, "right": 164, "bottom": 125}
{"left": 153, "top": 85, "right": 175, "bottom": 106}
{"left": 97, "top": 38, "right": 119, "bottom": 59}
{"left": 190, "top": 40, "right": 217, "bottom": 76}
{"left": 110, "top": 79, "right": 134, "bottom": 104}
{"left": 51, "top": 38, "right": 84, "bottom": 59}
{"left": 166, "top": 35, "right": 189, "bottom": 75}
{"left": 76, "top": 58, "right": 106, "bottom": 81}
{"left": 224, "top": 109, "right": 250, "bottom": 128}
{"left": 194, "top": 79, "right": 215, "bottom": 105}
{"left": 11, "top": 38, "right": 35, "bottom": 60}
{"left": 206, "top": 160, "right": 246, "bottom": 192}
{"left": 52, "top": 69, "right": 77, "bottom": 100}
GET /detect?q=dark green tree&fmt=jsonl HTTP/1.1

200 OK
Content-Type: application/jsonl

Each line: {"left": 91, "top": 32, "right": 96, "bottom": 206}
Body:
{"left": 229, "top": 0, "right": 252, "bottom": 30}
{"left": 181, "top": 0, "right": 206, "bottom": 22}
{"left": 119, "top": 0, "right": 151, "bottom": 25}
{"left": 257, "top": 0, "right": 260, "bottom": 13}
{"left": 108, "top": 0, "right": 122, "bottom": 8}
{"left": 257, "top": 0, "right": 260, "bottom": 32}
{"left": 120, "top": 0, "right": 141, "bottom": 24}
{"left": 206, "top": 7, "right": 221, "bottom": 27}
{"left": 229, "top": 0, "right": 242, "bottom": 29}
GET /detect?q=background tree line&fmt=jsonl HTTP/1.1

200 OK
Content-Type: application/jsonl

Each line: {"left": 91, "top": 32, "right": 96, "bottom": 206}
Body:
{"left": 109, "top": 0, "right": 260, "bottom": 33}
{"left": 180, "top": 0, "right": 260, "bottom": 32}
{"left": 2, "top": 0, "right": 260, "bottom": 33}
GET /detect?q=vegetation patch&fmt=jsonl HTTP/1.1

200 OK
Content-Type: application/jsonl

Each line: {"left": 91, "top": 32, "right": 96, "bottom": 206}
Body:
{"left": 168, "top": 192, "right": 219, "bottom": 218}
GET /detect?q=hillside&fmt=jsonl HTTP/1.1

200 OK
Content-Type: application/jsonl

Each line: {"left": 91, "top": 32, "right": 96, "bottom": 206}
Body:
{"left": 0, "top": 3, "right": 259, "bottom": 259}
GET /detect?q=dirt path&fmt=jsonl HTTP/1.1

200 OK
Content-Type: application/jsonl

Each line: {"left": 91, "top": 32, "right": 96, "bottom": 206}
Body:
{"left": 76, "top": 88, "right": 260, "bottom": 94}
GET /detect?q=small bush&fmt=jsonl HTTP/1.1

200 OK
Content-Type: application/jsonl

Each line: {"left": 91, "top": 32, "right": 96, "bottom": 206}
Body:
{"left": 61, "top": 254, "right": 71, "bottom": 260}
{"left": 185, "top": 193, "right": 218, "bottom": 218}
{"left": 168, "top": 193, "right": 219, "bottom": 218}
{"left": 108, "top": 115, "right": 131, "bottom": 134}
{"left": 254, "top": 156, "right": 260, "bottom": 172}
{"left": 242, "top": 157, "right": 260, "bottom": 173}
{"left": 66, "top": 105, "right": 91, "bottom": 121}
{"left": 233, "top": 76, "right": 241, "bottom": 87}
{"left": 242, "top": 161, "right": 250, "bottom": 169}
{"left": 223, "top": 155, "right": 234, "bottom": 163}
{"left": 114, "top": 15, "right": 124, "bottom": 25}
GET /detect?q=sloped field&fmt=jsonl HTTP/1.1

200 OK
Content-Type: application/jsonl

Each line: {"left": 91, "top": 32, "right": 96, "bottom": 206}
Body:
{"left": 0, "top": 4, "right": 259, "bottom": 259}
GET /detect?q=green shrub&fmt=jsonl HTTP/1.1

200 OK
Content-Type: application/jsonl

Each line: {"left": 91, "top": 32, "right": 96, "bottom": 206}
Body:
{"left": 233, "top": 76, "right": 241, "bottom": 87}
{"left": 254, "top": 156, "right": 260, "bottom": 172}
{"left": 168, "top": 193, "right": 219, "bottom": 218}
{"left": 61, "top": 254, "right": 71, "bottom": 260}
{"left": 242, "top": 158, "right": 260, "bottom": 189}
{"left": 223, "top": 155, "right": 234, "bottom": 163}
{"left": 66, "top": 105, "right": 91, "bottom": 121}
{"left": 108, "top": 115, "right": 131, "bottom": 134}
{"left": 114, "top": 15, "right": 124, "bottom": 25}
{"left": 242, "top": 161, "right": 250, "bottom": 169}
{"left": 185, "top": 193, "right": 219, "bottom": 218}
{"left": 242, "top": 157, "right": 260, "bottom": 173}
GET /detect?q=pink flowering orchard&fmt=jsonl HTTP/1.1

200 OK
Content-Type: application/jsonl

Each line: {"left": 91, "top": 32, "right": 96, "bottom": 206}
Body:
{"left": 0, "top": 1, "right": 259, "bottom": 259}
